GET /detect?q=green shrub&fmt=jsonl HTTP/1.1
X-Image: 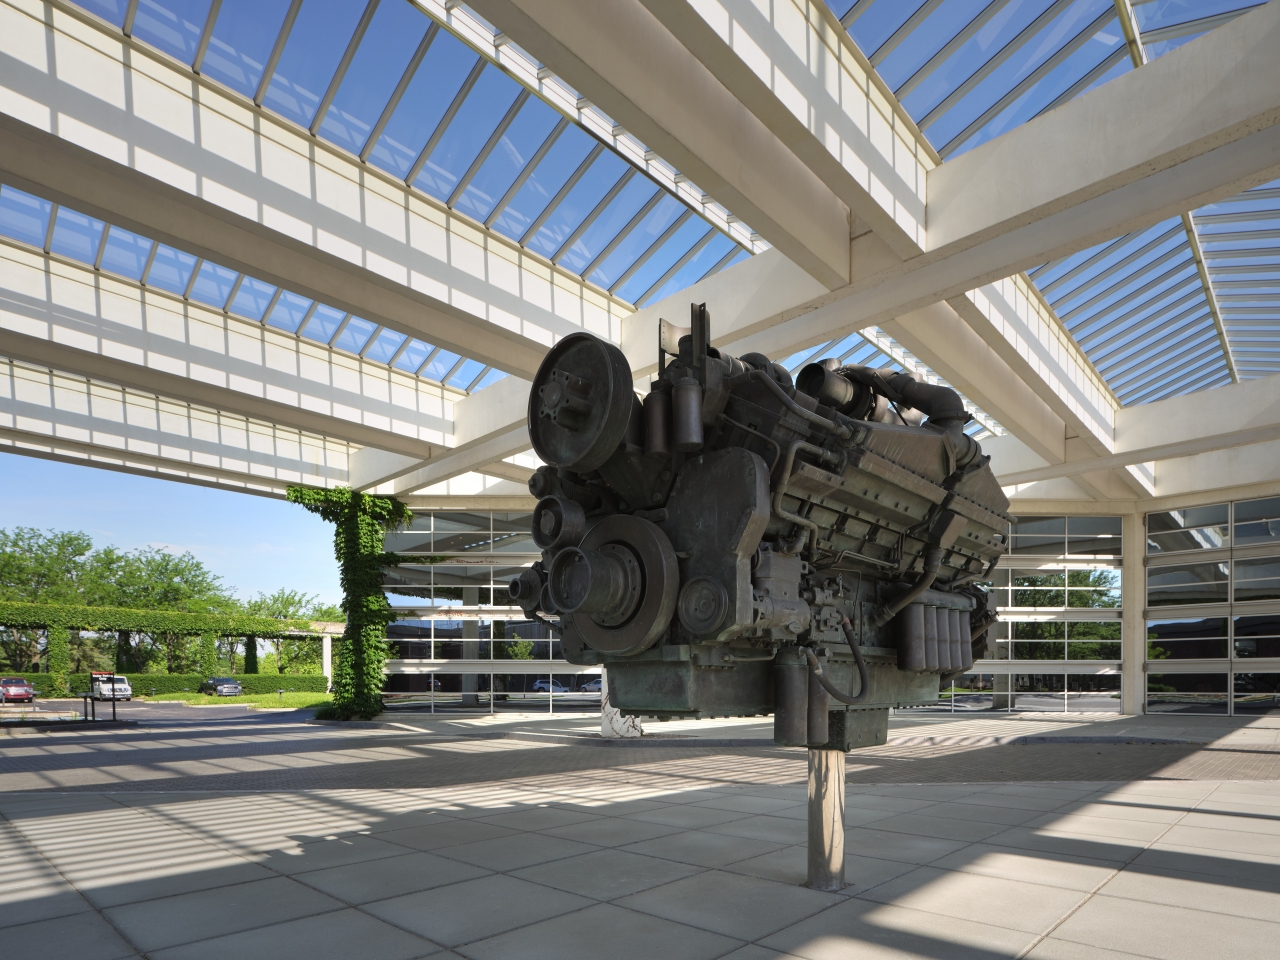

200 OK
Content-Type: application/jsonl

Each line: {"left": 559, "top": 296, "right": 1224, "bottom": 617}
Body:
{"left": 3, "top": 673, "right": 329, "bottom": 697}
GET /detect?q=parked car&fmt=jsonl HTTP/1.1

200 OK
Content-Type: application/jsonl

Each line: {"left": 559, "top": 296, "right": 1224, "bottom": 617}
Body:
{"left": 0, "top": 677, "right": 35, "bottom": 703}
{"left": 579, "top": 678, "right": 602, "bottom": 693}
{"left": 531, "top": 679, "right": 568, "bottom": 693}
{"left": 90, "top": 676, "right": 132, "bottom": 701}
{"left": 198, "top": 677, "right": 243, "bottom": 696}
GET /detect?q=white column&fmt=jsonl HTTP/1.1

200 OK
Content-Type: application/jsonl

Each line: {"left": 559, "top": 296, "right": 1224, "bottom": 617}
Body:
{"left": 1122, "top": 512, "right": 1146, "bottom": 714}
{"left": 322, "top": 635, "right": 332, "bottom": 693}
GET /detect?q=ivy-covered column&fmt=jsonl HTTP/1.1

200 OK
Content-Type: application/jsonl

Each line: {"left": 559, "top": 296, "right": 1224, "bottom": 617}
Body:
{"left": 287, "top": 487, "right": 410, "bottom": 719}
{"left": 198, "top": 634, "right": 218, "bottom": 677}
{"left": 243, "top": 635, "right": 259, "bottom": 674}
{"left": 47, "top": 626, "right": 70, "bottom": 697}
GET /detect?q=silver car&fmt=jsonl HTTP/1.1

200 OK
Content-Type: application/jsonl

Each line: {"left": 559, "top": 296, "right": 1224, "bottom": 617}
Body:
{"left": 199, "top": 677, "right": 243, "bottom": 696}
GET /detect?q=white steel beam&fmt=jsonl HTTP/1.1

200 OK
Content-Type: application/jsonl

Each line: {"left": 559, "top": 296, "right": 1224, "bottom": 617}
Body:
{"left": 466, "top": 0, "right": 852, "bottom": 289}
{"left": 0, "top": 241, "right": 447, "bottom": 458}
{"left": 0, "top": 358, "right": 351, "bottom": 496}
{"left": 0, "top": 2, "right": 632, "bottom": 378}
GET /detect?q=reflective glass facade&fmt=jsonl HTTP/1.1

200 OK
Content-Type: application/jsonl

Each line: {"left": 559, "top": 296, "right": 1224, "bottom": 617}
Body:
{"left": 1145, "top": 496, "right": 1280, "bottom": 714}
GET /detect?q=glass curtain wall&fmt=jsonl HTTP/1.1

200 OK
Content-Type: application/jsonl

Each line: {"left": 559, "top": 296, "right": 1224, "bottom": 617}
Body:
{"left": 381, "top": 510, "right": 597, "bottom": 712}
{"left": 961, "top": 515, "right": 1125, "bottom": 714}
{"left": 1146, "top": 496, "right": 1280, "bottom": 715}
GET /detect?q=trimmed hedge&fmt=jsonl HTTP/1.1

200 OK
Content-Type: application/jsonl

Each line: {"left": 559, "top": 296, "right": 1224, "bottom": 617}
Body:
{"left": 4, "top": 673, "right": 329, "bottom": 697}
{"left": 0, "top": 601, "right": 328, "bottom": 638}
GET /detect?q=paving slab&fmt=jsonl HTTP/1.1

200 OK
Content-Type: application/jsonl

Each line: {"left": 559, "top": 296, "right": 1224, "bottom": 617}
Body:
{"left": 509, "top": 847, "right": 703, "bottom": 899}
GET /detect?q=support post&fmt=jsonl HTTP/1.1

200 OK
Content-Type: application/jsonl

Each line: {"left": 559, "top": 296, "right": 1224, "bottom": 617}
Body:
{"left": 807, "top": 748, "right": 845, "bottom": 891}
{"left": 1121, "top": 511, "right": 1145, "bottom": 715}
{"left": 322, "top": 635, "right": 332, "bottom": 693}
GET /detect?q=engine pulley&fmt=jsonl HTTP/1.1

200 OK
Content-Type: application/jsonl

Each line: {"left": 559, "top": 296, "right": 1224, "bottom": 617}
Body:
{"left": 528, "top": 332, "right": 634, "bottom": 473}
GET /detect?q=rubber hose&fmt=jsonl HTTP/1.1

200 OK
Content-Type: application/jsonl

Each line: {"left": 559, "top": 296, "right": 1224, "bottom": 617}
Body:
{"left": 803, "top": 618, "right": 870, "bottom": 706}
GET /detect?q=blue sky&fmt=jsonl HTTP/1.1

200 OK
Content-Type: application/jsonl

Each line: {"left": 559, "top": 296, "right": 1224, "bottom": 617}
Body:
{"left": 0, "top": 453, "right": 341, "bottom": 605}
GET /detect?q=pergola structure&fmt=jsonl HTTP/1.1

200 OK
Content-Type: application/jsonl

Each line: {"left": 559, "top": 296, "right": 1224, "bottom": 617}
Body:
{"left": 3, "top": 0, "right": 1280, "bottom": 715}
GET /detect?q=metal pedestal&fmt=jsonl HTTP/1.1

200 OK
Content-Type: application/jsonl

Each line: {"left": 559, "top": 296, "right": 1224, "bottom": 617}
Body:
{"left": 806, "top": 748, "right": 845, "bottom": 891}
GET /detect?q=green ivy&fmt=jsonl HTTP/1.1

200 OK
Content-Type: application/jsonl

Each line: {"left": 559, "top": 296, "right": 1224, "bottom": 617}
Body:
{"left": 0, "top": 601, "right": 325, "bottom": 638}
{"left": 288, "top": 486, "right": 411, "bottom": 720}
{"left": 197, "top": 633, "right": 217, "bottom": 677}
{"left": 7, "top": 673, "right": 330, "bottom": 697}
{"left": 46, "top": 627, "right": 70, "bottom": 696}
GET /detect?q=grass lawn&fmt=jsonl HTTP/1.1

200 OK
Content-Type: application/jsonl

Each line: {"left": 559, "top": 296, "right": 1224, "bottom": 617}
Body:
{"left": 141, "top": 692, "right": 332, "bottom": 709}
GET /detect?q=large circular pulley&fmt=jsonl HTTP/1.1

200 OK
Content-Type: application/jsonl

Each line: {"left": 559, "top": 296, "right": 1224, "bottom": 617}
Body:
{"left": 528, "top": 332, "right": 634, "bottom": 473}
{"left": 557, "top": 515, "right": 679, "bottom": 657}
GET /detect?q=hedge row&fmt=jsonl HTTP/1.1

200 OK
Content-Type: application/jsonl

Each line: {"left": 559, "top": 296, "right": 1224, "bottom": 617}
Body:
{"left": 4, "top": 674, "right": 330, "bottom": 696}
{"left": 0, "top": 601, "right": 329, "bottom": 638}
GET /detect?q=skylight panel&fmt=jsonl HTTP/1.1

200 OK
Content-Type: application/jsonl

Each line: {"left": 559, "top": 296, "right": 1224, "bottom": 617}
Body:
{"left": 145, "top": 244, "right": 197, "bottom": 294}
{"left": 263, "top": 0, "right": 369, "bottom": 128}
{"left": 317, "top": 0, "right": 429, "bottom": 155}
{"left": 640, "top": 232, "right": 738, "bottom": 307}
{"left": 447, "top": 358, "right": 485, "bottom": 390}
{"left": 422, "top": 349, "right": 460, "bottom": 383}
{"left": 364, "top": 328, "right": 407, "bottom": 363}
{"left": 394, "top": 338, "right": 433, "bottom": 372}
{"left": 301, "top": 303, "right": 346, "bottom": 343}
{"left": 48, "top": 208, "right": 104, "bottom": 264}
{"left": 229, "top": 276, "right": 277, "bottom": 320}
{"left": 99, "top": 226, "right": 153, "bottom": 280}
{"left": 0, "top": 185, "right": 52, "bottom": 248}
{"left": 333, "top": 315, "right": 376, "bottom": 353}
{"left": 524, "top": 152, "right": 628, "bottom": 259}
{"left": 584, "top": 191, "right": 682, "bottom": 287}
{"left": 266, "top": 290, "right": 313, "bottom": 333}
{"left": 453, "top": 97, "right": 560, "bottom": 223}
{"left": 366, "top": 30, "right": 477, "bottom": 178}
{"left": 131, "top": 0, "right": 213, "bottom": 64}
{"left": 615, "top": 217, "right": 709, "bottom": 303}
{"left": 75, "top": 0, "right": 128, "bottom": 28}
{"left": 189, "top": 260, "right": 238, "bottom": 308}
{"left": 558, "top": 178, "right": 659, "bottom": 277}
{"left": 202, "top": 0, "right": 297, "bottom": 99}
{"left": 413, "top": 66, "right": 521, "bottom": 202}
{"left": 489, "top": 125, "right": 596, "bottom": 242}
{"left": 471, "top": 368, "right": 505, "bottom": 392}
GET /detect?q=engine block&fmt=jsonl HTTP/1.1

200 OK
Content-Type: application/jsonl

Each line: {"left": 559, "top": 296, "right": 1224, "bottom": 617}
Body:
{"left": 509, "top": 304, "right": 1010, "bottom": 749}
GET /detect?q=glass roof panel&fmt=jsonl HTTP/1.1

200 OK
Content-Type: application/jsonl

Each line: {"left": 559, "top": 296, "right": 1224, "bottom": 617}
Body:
{"left": 489, "top": 124, "right": 596, "bottom": 242}
{"left": 100, "top": 226, "right": 153, "bottom": 281}
{"left": 453, "top": 97, "right": 561, "bottom": 224}
{"left": 202, "top": 0, "right": 295, "bottom": 99}
{"left": 422, "top": 349, "right": 460, "bottom": 382}
{"left": 76, "top": 0, "right": 128, "bottom": 28}
{"left": 616, "top": 218, "right": 710, "bottom": 303}
{"left": 585, "top": 192, "right": 683, "bottom": 287}
{"left": 471, "top": 368, "right": 506, "bottom": 392}
{"left": 230, "top": 276, "right": 277, "bottom": 321}
{"left": 394, "top": 338, "right": 433, "bottom": 372}
{"left": 266, "top": 290, "right": 313, "bottom": 333}
{"left": 189, "top": 260, "right": 238, "bottom": 309}
{"left": 145, "top": 244, "right": 197, "bottom": 294}
{"left": 560, "top": 177, "right": 660, "bottom": 278}
{"left": 412, "top": 66, "right": 521, "bottom": 202}
{"left": 49, "top": 207, "right": 104, "bottom": 265}
{"left": 333, "top": 315, "right": 376, "bottom": 353}
{"left": 447, "top": 358, "right": 486, "bottom": 390}
{"left": 640, "top": 232, "right": 739, "bottom": 307}
{"left": 131, "top": 0, "right": 213, "bottom": 64}
{"left": 317, "top": 0, "right": 429, "bottom": 155}
{"left": 263, "top": 0, "right": 369, "bottom": 128}
{"left": 366, "top": 30, "right": 478, "bottom": 178}
{"left": 301, "top": 303, "right": 346, "bottom": 343}
{"left": 0, "top": 185, "right": 52, "bottom": 248}
{"left": 364, "top": 327, "right": 407, "bottom": 363}
{"left": 524, "top": 151, "right": 629, "bottom": 259}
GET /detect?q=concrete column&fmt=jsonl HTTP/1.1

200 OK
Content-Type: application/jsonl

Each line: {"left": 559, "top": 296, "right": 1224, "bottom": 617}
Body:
{"left": 600, "top": 668, "right": 642, "bottom": 738}
{"left": 462, "top": 588, "right": 479, "bottom": 707}
{"left": 322, "top": 636, "right": 332, "bottom": 693}
{"left": 1122, "top": 511, "right": 1146, "bottom": 714}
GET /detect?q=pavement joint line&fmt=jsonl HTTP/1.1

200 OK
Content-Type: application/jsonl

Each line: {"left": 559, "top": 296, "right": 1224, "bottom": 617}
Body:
{"left": 1009, "top": 773, "right": 1218, "bottom": 960}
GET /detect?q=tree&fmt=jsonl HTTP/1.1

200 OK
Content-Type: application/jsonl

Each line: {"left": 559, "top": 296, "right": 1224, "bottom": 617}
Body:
{"left": 243, "top": 589, "right": 332, "bottom": 674}
{"left": 287, "top": 487, "right": 411, "bottom": 719}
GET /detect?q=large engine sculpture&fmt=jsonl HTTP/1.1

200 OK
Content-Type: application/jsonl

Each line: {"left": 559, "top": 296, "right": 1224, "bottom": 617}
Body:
{"left": 509, "top": 304, "right": 1010, "bottom": 749}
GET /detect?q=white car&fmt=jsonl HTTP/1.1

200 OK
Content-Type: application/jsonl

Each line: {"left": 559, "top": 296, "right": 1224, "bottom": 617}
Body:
{"left": 579, "top": 678, "right": 603, "bottom": 693}
{"left": 91, "top": 677, "right": 132, "bottom": 701}
{"left": 531, "top": 679, "right": 568, "bottom": 693}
